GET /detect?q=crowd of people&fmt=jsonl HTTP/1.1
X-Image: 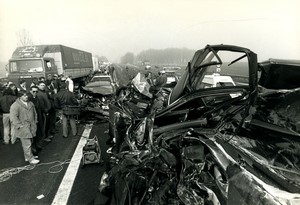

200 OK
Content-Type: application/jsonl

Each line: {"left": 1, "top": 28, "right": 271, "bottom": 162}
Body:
{"left": 0, "top": 70, "right": 169, "bottom": 165}
{"left": 0, "top": 74, "right": 79, "bottom": 165}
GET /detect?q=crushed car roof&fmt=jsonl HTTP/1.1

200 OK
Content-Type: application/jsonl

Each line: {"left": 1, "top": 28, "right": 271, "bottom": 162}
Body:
{"left": 259, "top": 58, "right": 300, "bottom": 89}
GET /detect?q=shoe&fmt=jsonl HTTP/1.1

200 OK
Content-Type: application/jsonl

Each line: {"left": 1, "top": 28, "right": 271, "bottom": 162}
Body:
{"left": 63, "top": 135, "right": 68, "bottom": 138}
{"left": 106, "top": 147, "right": 113, "bottom": 154}
{"left": 11, "top": 139, "right": 19, "bottom": 144}
{"left": 25, "top": 156, "right": 39, "bottom": 162}
{"left": 48, "top": 135, "right": 54, "bottom": 139}
{"left": 44, "top": 138, "right": 52, "bottom": 142}
{"left": 29, "top": 158, "right": 40, "bottom": 165}
{"left": 3, "top": 141, "right": 9, "bottom": 145}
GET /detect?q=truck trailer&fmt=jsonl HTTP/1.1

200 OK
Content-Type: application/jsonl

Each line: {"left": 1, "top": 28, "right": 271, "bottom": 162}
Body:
{"left": 7, "top": 44, "right": 93, "bottom": 88}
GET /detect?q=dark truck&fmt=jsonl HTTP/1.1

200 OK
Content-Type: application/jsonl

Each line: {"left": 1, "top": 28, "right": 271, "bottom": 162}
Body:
{"left": 7, "top": 44, "right": 93, "bottom": 87}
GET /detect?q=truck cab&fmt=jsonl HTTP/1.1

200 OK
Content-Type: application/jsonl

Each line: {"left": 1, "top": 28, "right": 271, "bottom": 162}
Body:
{"left": 8, "top": 46, "right": 58, "bottom": 88}
{"left": 9, "top": 57, "right": 57, "bottom": 73}
{"left": 8, "top": 58, "right": 57, "bottom": 89}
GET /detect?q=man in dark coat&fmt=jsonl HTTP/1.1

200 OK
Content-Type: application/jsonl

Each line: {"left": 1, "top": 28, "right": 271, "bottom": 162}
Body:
{"left": 36, "top": 81, "right": 52, "bottom": 142}
{"left": 45, "top": 79, "right": 57, "bottom": 137}
{"left": 54, "top": 82, "right": 79, "bottom": 138}
{"left": 155, "top": 70, "right": 167, "bottom": 88}
{"left": 28, "top": 86, "right": 43, "bottom": 154}
{"left": 0, "top": 84, "right": 17, "bottom": 144}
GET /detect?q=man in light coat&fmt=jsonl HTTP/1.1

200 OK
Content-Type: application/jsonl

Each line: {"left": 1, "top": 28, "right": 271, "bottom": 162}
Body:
{"left": 10, "top": 90, "right": 40, "bottom": 165}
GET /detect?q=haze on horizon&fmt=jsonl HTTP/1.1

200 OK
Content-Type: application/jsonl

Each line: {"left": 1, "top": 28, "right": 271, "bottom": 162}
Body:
{"left": 0, "top": 0, "right": 299, "bottom": 64}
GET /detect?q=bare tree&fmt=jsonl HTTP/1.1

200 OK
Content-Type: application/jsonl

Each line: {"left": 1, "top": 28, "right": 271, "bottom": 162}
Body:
{"left": 16, "top": 29, "right": 34, "bottom": 46}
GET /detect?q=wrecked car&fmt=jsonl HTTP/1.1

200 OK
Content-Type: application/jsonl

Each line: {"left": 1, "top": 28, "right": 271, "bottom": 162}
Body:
{"left": 80, "top": 74, "right": 117, "bottom": 119}
{"left": 100, "top": 45, "right": 300, "bottom": 205}
{"left": 109, "top": 44, "right": 257, "bottom": 138}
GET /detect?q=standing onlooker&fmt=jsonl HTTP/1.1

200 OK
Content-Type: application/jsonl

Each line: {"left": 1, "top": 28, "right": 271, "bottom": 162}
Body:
{"left": 38, "top": 76, "right": 45, "bottom": 82}
{"left": 52, "top": 74, "right": 59, "bottom": 93}
{"left": 28, "top": 86, "right": 43, "bottom": 154}
{"left": 18, "top": 79, "right": 27, "bottom": 92}
{"left": 145, "top": 71, "right": 154, "bottom": 86}
{"left": 60, "top": 75, "right": 66, "bottom": 83}
{"left": 46, "top": 73, "right": 53, "bottom": 82}
{"left": 37, "top": 81, "right": 52, "bottom": 142}
{"left": 65, "top": 75, "right": 74, "bottom": 92}
{"left": 0, "top": 84, "right": 18, "bottom": 144}
{"left": 153, "top": 70, "right": 167, "bottom": 92}
{"left": 10, "top": 90, "right": 39, "bottom": 165}
{"left": 10, "top": 83, "right": 18, "bottom": 96}
{"left": 54, "top": 82, "right": 79, "bottom": 138}
{"left": 30, "top": 77, "right": 39, "bottom": 88}
{"left": 58, "top": 74, "right": 64, "bottom": 81}
{"left": 45, "top": 80, "right": 57, "bottom": 137}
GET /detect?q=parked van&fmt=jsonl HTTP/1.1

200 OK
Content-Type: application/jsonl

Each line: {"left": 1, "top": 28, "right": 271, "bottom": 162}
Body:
{"left": 201, "top": 73, "right": 235, "bottom": 88}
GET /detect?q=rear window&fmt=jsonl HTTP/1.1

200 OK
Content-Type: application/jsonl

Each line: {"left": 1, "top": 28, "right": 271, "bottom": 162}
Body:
{"left": 91, "top": 76, "right": 111, "bottom": 82}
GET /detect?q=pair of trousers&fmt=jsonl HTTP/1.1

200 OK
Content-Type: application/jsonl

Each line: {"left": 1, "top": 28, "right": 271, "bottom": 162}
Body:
{"left": 32, "top": 121, "right": 44, "bottom": 149}
{"left": 62, "top": 114, "right": 77, "bottom": 137}
{"left": 20, "top": 138, "right": 34, "bottom": 161}
{"left": 2, "top": 113, "right": 15, "bottom": 143}
{"left": 48, "top": 108, "right": 57, "bottom": 134}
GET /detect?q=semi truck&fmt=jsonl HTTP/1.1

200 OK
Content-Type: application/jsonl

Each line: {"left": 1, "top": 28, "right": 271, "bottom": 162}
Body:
{"left": 7, "top": 44, "right": 94, "bottom": 87}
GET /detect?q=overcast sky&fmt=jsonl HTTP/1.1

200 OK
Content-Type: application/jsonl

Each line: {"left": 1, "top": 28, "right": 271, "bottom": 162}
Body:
{"left": 0, "top": 0, "right": 299, "bottom": 63}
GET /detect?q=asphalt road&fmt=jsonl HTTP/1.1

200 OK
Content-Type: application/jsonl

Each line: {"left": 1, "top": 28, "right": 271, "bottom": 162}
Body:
{"left": 0, "top": 118, "right": 109, "bottom": 205}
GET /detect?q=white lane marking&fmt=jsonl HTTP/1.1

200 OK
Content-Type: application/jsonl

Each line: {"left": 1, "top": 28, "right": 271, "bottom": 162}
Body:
{"left": 51, "top": 123, "right": 93, "bottom": 205}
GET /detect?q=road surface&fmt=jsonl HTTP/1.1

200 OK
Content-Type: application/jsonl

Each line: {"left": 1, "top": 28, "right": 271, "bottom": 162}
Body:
{"left": 0, "top": 118, "right": 109, "bottom": 205}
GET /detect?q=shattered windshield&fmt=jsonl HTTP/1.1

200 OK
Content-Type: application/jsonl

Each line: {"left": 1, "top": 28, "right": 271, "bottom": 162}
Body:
{"left": 10, "top": 60, "right": 43, "bottom": 72}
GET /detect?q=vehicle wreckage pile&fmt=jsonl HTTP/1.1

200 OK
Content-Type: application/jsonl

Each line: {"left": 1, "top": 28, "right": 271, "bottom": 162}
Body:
{"left": 98, "top": 45, "right": 300, "bottom": 205}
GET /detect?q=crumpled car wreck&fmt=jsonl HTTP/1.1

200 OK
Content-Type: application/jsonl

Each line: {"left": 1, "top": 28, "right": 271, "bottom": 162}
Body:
{"left": 80, "top": 74, "right": 117, "bottom": 119}
{"left": 99, "top": 45, "right": 300, "bottom": 205}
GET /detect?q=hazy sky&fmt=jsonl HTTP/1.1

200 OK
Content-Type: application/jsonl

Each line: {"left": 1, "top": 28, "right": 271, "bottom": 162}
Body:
{"left": 0, "top": 0, "right": 299, "bottom": 63}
